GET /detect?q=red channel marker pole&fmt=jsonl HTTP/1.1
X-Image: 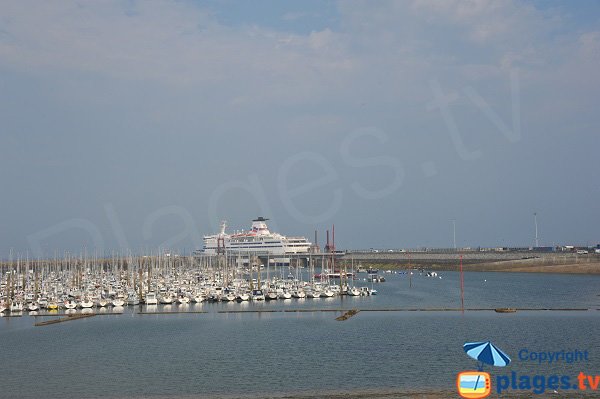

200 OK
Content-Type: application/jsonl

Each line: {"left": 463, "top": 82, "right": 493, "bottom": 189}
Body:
{"left": 460, "top": 254, "right": 465, "bottom": 314}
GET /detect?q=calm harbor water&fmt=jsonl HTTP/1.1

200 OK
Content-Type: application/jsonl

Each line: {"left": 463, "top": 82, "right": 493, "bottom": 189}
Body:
{"left": 1, "top": 271, "right": 599, "bottom": 399}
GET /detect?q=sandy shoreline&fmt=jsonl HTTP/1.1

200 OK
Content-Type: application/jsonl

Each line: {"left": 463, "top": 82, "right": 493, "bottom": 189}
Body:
{"left": 352, "top": 258, "right": 600, "bottom": 275}
{"left": 476, "top": 261, "right": 600, "bottom": 274}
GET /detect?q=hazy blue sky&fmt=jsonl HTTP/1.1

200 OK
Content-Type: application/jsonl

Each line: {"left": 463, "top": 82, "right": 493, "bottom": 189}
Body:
{"left": 1, "top": 0, "right": 599, "bottom": 256}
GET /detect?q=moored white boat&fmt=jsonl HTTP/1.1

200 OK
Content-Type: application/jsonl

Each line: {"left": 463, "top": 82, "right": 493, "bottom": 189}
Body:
{"left": 222, "top": 292, "right": 236, "bottom": 302}
{"left": 236, "top": 292, "right": 250, "bottom": 302}
{"left": 207, "top": 290, "right": 221, "bottom": 302}
{"left": 112, "top": 298, "right": 125, "bottom": 307}
{"left": 39, "top": 297, "right": 48, "bottom": 309}
{"left": 127, "top": 294, "right": 140, "bottom": 306}
{"left": 96, "top": 298, "right": 109, "bottom": 307}
{"left": 265, "top": 290, "right": 278, "bottom": 301}
{"left": 159, "top": 294, "right": 173, "bottom": 304}
{"left": 63, "top": 299, "right": 77, "bottom": 309}
{"left": 80, "top": 298, "right": 94, "bottom": 308}
{"left": 145, "top": 292, "right": 158, "bottom": 305}
{"left": 251, "top": 289, "right": 265, "bottom": 301}
{"left": 359, "top": 287, "right": 376, "bottom": 296}
{"left": 278, "top": 291, "right": 292, "bottom": 300}
{"left": 291, "top": 289, "right": 306, "bottom": 299}
{"left": 192, "top": 293, "right": 206, "bottom": 303}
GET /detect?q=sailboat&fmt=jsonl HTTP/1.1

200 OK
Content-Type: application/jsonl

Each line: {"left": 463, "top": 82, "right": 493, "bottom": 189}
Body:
{"left": 236, "top": 291, "right": 250, "bottom": 302}
{"left": 47, "top": 298, "right": 59, "bottom": 310}
{"left": 10, "top": 300, "right": 24, "bottom": 312}
{"left": 96, "top": 298, "right": 109, "bottom": 307}
{"left": 192, "top": 291, "right": 206, "bottom": 303}
{"left": 251, "top": 289, "right": 265, "bottom": 301}
{"left": 80, "top": 297, "right": 94, "bottom": 308}
{"left": 291, "top": 288, "right": 306, "bottom": 298}
{"left": 127, "top": 292, "right": 140, "bottom": 306}
{"left": 63, "top": 298, "right": 77, "bottom": 309}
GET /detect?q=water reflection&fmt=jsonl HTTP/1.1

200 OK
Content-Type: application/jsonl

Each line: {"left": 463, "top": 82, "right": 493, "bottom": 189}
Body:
{"left": 145, "top": 304, "right": 158, "bottom": 313}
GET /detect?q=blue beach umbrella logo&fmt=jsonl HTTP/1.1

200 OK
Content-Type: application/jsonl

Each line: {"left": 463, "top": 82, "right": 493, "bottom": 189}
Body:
{"left": 457, "top": 341, "right": 510, "bottom": 398}
{"left": 463, "top": 341, "right": 511, "bottom": 370}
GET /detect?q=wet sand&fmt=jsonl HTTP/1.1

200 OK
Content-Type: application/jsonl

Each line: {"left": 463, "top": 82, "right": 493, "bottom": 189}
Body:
{"left": 460, "top": 259, "right": 600, "bottom": 274}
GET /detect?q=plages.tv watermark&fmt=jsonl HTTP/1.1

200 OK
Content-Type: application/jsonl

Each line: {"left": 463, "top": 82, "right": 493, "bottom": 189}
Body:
{"left": 457, "top": 342, "right": 598, "bottom": 398}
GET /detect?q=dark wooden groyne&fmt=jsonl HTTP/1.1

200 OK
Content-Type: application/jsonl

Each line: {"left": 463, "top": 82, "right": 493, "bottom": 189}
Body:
{"left": 336, "top": 309, "right": 360, "bottom": 321}
{"left": 20, "top": 307, "right": 598, "bottom": 327}
{"left": 34, "top": 313, "right": 96, "bottom": 326}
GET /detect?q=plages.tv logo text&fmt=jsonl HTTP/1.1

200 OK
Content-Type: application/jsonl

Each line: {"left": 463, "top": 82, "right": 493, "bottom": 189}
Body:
{"left": 457, "top": 342, "right": 599, "bottom": 396}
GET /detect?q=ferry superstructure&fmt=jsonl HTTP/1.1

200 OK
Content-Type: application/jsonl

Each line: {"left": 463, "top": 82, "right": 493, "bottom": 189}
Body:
{"left": 202, "top": 217, "right": 312, "bottom": 256}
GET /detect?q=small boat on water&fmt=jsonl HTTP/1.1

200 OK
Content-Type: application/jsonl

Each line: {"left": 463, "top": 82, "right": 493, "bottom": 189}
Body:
{"left": 177, "top": 295, "right": 191, "bottom": 304}
{"left": 127, "top": 294, "right": 140, "bottom": 306}
{"left": 145, "top": 292, "right": 158, "bottom": 305}
{"left": 207, "top": 290, "right": 221, "bottom": 302}
{"left": 38, "top": 297, "right": 48, "bottom": 309}
{"left": 159, "top": 294, "right": 173, "bottom": 305}
{"left": 221, "top": 292, "right": 236, "bottom": 302}
{"left": 265, "top": 290, "right": 278, "bottom": 301}
{"left": 96, "top": 298, "right": 109, "bottom": 307}
{"left": 251, "top": 289, "right": 265, "bottom": 301}
{"left": 278, "top": 290, "right": 292, "bottom": 300}
{"left": 359, "top": 287, "right": 376, "bottom": 296}
{"left": 495, "top": 308, "right": 517, "bottom": 313}
{"left": 112, "top": 298, "right": 125, "bottom": 307}
{"left": 367, "top": 274, "right": 386, "bottom": 282}
{"left": 80, "top": 298, "right": 94, "bottom": 308}
{"left": 63, "top": 299, "right": 77, "bottom": 309}
{"left": 193, "top": 293, "right": 206, "bottom": 303}
{"left": 10, "top": 301, "right": 24, "bottom": 312}
{"left": 236, "top": 292, "right": 250, "bottom": 302}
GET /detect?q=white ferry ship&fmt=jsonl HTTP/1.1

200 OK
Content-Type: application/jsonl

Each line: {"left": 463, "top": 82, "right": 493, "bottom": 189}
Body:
{"left": 202, "top": 217, "right": 312, "bottom": 256}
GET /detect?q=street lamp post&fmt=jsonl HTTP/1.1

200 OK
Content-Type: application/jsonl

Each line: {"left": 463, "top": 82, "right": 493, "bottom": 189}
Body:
{"left": 534, "top": 213, "right": 539, "bottom": 248}
{"left": 452, "top": 220, "right": 456, "bottom": 250}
